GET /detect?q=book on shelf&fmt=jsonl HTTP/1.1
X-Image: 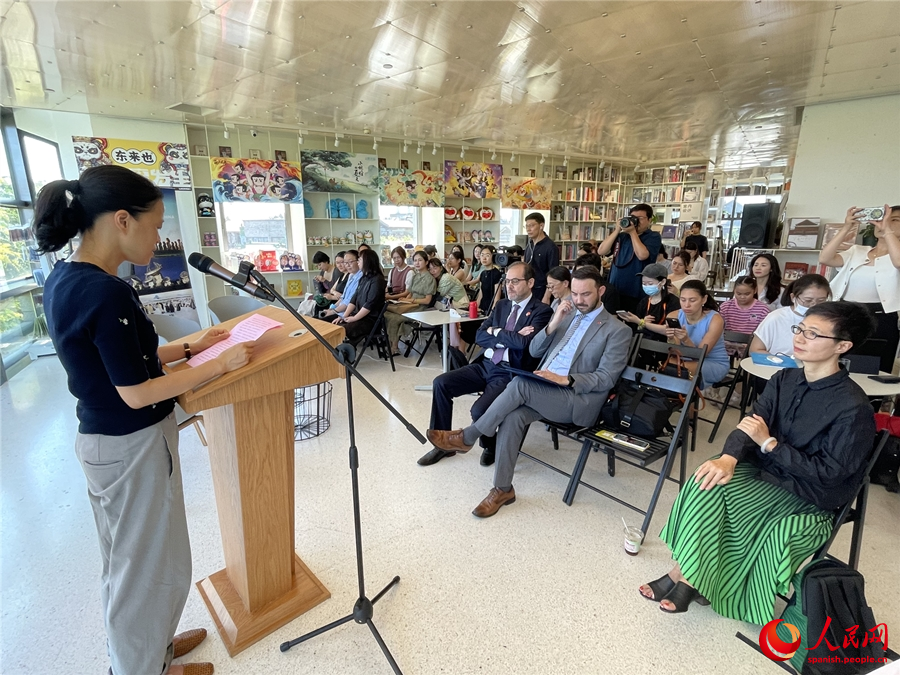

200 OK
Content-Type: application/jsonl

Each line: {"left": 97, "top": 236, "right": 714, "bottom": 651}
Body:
{"left": 285, "top": 279, "right": 304, "bottom": 297}
{"left": 555, "top": 166, "right": 567, "bottom": 179}
{"left": 682, "top": 187, "right": 700, "bottom": 202}
{"left": 661, "top": 225, "right": 677, "bottom": 240}
{"left": 786, "top": 217, "right": 821, "bottom": 249}
{"left": 651, "top": 168, "right": 665, "bottom": 184}
{"left": 586, "top": 166, "right": 596, "bottom": 181}
{"left": 783, "top": 262, "right": 809, "bottom": 282}
{"left": 571, "top": 168, "right": 583, "bottom": 181}
{"left": 685, "top": 165, "right": 707, "bottom": 182}
{"left": 552, "top": 205, "right": 564, "bottom": 222}
{"left": 668, "top": 168, "right": 684, "bottom": 183}
{"left": 821, "top": 222, "right": 857, "bottom": 252}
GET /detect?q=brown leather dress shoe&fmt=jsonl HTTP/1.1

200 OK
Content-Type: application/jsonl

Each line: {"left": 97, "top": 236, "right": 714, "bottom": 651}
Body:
{"left": 425, "top": 429, "right": 473, "bottom": 453}
{"left": 173, "top": 628, "right": 208, "bottom": 658}
{"left": 472, "top": 487, "right": 516, "bottom": 518}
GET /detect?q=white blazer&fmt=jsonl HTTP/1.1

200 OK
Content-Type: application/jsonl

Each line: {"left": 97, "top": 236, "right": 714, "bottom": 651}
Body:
{"left": 829, "top": 245, "right": 900, "bottom": 314}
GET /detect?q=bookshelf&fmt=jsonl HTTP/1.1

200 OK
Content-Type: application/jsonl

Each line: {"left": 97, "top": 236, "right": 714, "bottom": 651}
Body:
{"left": 623, "top": 164, "right": 709, "bottom": 243}
{"left": 548, "top": 160, "right": 627, "bottom": 263}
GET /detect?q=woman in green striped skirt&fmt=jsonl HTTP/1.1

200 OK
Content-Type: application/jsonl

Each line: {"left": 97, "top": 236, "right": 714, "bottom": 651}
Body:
{"left": 640, "top": 301, "right": 877, "bottom": 623}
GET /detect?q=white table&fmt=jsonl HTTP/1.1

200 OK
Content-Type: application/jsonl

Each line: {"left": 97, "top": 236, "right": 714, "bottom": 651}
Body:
{"left": 740, "top": 357, "right": 900, "bottom": 399}
{"left": 403, "top": 309, "right": 484, "bottom": 391}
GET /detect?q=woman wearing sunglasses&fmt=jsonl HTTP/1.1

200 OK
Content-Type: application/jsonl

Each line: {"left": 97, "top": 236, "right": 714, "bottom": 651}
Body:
{"left": 640, "top": 301, "right": 876, "bottom": 623}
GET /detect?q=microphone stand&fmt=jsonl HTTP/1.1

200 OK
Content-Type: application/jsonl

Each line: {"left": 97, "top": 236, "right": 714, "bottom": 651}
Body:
{"left": 243, "top": 265, "right": 425, "bottom": 674}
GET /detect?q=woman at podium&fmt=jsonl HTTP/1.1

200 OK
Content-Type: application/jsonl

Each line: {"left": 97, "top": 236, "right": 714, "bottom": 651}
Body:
{"left": 35, "top": 166, "right": 253, "bottom": 675}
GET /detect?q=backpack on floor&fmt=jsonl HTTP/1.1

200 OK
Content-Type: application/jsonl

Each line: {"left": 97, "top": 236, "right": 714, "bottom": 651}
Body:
{"left": 870, "top": 414, "right": 900, "bottom": 492}
{"left": 777, "top": 559, "right": 886, "bottom": 674}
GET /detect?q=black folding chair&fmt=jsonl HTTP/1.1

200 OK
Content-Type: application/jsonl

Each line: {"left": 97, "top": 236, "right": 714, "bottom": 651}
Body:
{"left": 702, "top": 331, "right": 754, "bottom": 443}
{"left": 351, "top": 303, "right": 395, "bottom": 371}
{"left": 813, "top": 429, "right": 891, "bottom": 570}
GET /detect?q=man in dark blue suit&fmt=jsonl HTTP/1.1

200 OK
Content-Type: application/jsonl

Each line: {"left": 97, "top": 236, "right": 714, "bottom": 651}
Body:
{"left": 418, "top": 262, "right": 553, "bottom": 467}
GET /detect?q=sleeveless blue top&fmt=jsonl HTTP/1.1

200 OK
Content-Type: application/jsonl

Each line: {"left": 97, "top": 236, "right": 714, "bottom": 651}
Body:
{"left": 677, "top": 309, "right": 730, "bottom": 388}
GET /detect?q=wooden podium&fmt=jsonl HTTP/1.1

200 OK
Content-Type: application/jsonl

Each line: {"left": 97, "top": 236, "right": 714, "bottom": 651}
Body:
{"left": 175, "top": 306, "right": 345, "bottom": 656}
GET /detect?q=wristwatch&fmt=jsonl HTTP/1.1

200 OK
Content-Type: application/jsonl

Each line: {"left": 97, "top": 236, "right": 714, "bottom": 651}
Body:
{"left": 567, "top": 375, "right": 575, "bottom": 388}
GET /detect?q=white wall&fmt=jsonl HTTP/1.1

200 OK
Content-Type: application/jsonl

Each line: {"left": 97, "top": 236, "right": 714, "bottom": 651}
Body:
{"left": 787, "top": 94, "right": 900, "bottom": 224}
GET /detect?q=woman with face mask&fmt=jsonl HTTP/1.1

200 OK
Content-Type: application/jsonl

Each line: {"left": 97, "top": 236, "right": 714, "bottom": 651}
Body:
{"left": 749, "top": 274, "right": 831, "bottom": 357}
{"left": 620, "top": 262, "right": 681, "bottom": 343}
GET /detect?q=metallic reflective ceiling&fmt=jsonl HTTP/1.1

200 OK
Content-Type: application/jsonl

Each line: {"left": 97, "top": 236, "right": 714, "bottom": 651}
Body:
{"left": 2, "top": 1, "right": 899, "bottom": 170}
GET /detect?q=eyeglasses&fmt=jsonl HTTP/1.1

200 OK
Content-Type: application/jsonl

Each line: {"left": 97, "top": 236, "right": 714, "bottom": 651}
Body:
{"left": 505, "top": 278, "right": 526, "bottom": 285}
{"left": 790, "top": 325, "right": 842, "bottom": 341}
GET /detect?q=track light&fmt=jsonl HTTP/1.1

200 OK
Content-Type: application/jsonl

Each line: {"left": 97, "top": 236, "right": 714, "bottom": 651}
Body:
{"left": 510, "top": 152, "right": 516, "bottom": 161}
{"left": 417, "top": 142, "right": 423, "bottom": 154}
{"left": 373, "top": 137, "right": 380, "bottom": 150}
{"left": 599, "top": 160, "right": 605, "bottom": 169}
{"left": 634, "top": 164, "right": 640, "bottom": 171}
{"left": 334, "top": 138, "right": 340, "bottom": 147}
{"left": 490, "top": 148, "right": 497, "bottom": 161}
{"left": 460, "top": 146, "right": 466, "bottom": 159}
{"left": 403, "top": 141, "right": 409, "bottom": 153}
{"left": 539, "top": 154, "right": 546, "bottom": 165}
{"left": 298, "top": 132, "right": 303, "bottom": 145}
{"left": 563, "top": 155, "right": 568, "bottom": 167}
{"left": 432, "top": 144, "right": 438, "bottom": 156}
{"left": 223, "top": 124, "right": 230, "bottom": 140}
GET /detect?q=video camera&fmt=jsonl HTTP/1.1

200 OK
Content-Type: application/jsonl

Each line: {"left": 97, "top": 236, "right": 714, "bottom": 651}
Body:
{"left": 494, "top": 246, "right": 522, "bottom": 269}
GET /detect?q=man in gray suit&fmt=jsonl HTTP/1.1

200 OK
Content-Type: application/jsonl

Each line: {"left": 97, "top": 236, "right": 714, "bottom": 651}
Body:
{"left": 427, "top": 266, "right": 632, "bottom": 517}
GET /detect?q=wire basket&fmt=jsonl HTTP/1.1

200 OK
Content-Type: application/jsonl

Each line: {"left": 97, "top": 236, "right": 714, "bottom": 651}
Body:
{"left": 294, "top": 382, "right": 332, "bottom": 441}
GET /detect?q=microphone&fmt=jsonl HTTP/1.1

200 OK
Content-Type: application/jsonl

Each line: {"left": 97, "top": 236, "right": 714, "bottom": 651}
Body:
{"left": 188, "top": 252, "right": 276, "bottom": 301}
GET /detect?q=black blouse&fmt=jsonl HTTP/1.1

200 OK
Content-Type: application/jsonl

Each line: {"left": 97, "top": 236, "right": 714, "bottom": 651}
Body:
{"left": 721, "top": 367, "right": 875, "bottom": 511}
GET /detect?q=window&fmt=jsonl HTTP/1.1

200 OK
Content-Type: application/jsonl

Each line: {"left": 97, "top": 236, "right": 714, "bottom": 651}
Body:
{"left": 0, "top": 130, "right": 32, "bottom": 285}
{"left": 219, "top": 201, "right": 288, "bottom": 268}
{"left": 379, "top": 204, "right": 417, "bottom": 251}
{"left": 21, "top": 133, "right": 63, "bottom": 194}
{"left": 499, "top": 209, "right": 520, "bottom": 246}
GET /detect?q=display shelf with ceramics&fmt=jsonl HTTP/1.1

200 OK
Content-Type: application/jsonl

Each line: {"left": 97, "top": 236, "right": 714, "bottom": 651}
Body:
{"left": 442, "top": 197, "right": 502, "bottom": 249}
{"left": 302, "top": 191, "right": 380, "bottom": 266}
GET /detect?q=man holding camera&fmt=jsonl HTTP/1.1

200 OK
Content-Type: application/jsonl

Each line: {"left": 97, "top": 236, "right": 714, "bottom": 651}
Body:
{"left": 597, "top": 203, "right": 662, "bottom": 313}
{"left": 523, "top": 212, "right": 559, "bottom": 301}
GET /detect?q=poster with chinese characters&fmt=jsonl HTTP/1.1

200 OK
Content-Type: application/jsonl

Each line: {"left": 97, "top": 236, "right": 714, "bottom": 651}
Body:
{"left": 378, "top": 169, "right": 444, "bottom": 207}
{"left": 71, "top": 136, "right": 192, "bottom": 189}
{"left": 300, "top": 150, "right": 379, "bottom": 193}
{"left": 209, "top": 157, "right": 304, "bottom": 203}
{"left": 443, "top": 161, "right": 502, "bottom": 198}
{"left": 501, "top": 176, "right": 552, "bottom": 209}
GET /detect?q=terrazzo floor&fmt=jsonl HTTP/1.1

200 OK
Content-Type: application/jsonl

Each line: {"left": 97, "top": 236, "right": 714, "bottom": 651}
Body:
{"left": 2, "top": 351, "right": 898, "bottom": 675}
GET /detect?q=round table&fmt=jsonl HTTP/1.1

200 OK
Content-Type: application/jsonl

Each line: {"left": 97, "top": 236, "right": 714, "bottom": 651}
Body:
{"left": 740, "top": 357, "right": 900, "bottom": 399}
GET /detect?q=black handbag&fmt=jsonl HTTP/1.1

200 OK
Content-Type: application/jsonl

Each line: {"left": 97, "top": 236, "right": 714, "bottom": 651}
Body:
{"left": 600, "top": 377, "right": 676, "bottom": 438}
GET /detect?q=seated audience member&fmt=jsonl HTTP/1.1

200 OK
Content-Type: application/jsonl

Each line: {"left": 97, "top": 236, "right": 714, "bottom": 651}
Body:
{"left": 450, "top": 244, "right": 467, "bottom": 266}
{"left": 447, "top": 250, "right": 471, "bottom": 284}
{"left": 718, "top": 275, "right": 770, "bottom": 357}
{"left": 332, "top": 248, "right": 386, "bottom": 343}
{"left": 357, "top": 242, "right": 371, "bottom": 252}
{"left": 748, "top": 252, "right": 784, "bottom": 311}
{"left": 574, "top": 254, "right": 620, "bottom": 312}
{"left": 428, "top": 257, "right": 469, "bottom": 310}
{"left": 683, "top": 241, "right": 709, "bottom": 281}
{"left": 640, "top": 301, "right": 876, "bottom": 621}
{"left": 423, "top": 244, "right": 439, "bottom": 259}
{"left": 657, "top": 249, "right": 673, "bottom": 274}
{"left": 386, "top": 246, "right": 413, "bottom": 301}
{"left": 466, "top": 244, "right": 485, "bottom": 293}
{"left": 505, "top": 244, "right": 525, "bottom": 257}
{"left": 620, "top": 262, "right": 680, "bottom": 343}
{"left": 323, "top": 251, "right": 348, "bottom": 303}
{"left": 321, "top": 249, "right": 361, "bottom": 319}
{"left": 418, "top": 262, "right": 553, "bottom": 467}
{"left": 461, "top": 245, "right": 502, "bottom": 346}
{"left": 385, "top": 250, "right": 435, "bottom": 355}
{"left": 426, "top": 267, "right": 631, "bottom": 517}
{"left": 749, "top": 274, "right": 831, "bottom": 357}
{"left": 579, "top": 242, "right": 595, "bottom": 255}
{"left": 667, "top": 251, "right": 697, "bottom": 292}
{"left": 641, "top": 279, "right": 729, "bottom": 388}
{"left": 820, "top": 204, "right": 900, "bottom": 374}
{"left": 546, "top": 266, "right": 572, "bottom": 310}
{"left": 312, "top": 251, "right": 336, "bottom": 295}
{"left": 428, "top": 257, "right": 471, "bottom": 351}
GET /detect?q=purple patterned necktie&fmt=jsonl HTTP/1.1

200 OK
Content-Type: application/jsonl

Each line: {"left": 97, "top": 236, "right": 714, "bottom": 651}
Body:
{"left": 491, "top": 304, "right": 520, "bottom": 364}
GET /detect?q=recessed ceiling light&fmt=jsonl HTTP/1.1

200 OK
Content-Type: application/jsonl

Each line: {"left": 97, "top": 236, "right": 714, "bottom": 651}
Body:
{"left": 620, "top": 34, "right": 626, "bottom": 38}
{"left": 601, "top": 12, "right": 608, "bottom": 17}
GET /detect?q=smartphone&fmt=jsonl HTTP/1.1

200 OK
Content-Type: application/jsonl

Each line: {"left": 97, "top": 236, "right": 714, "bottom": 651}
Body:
{"left": 612, "top": 433, "right": 651, "bottom": 451}
{"left": 666, "top": 318, "right": 681, "bottom": 329}
{"left": 869, "top": 375, "right": 900, "bottom": 384}
{"left": 616, "top": 310, "right": 628, "bottom": 317}
{"left": 857, "top": 207, "right": 886, "bottom": 222}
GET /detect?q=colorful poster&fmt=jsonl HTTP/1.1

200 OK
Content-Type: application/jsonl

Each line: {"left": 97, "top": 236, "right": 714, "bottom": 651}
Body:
{"left": 209, "top": 157, "right": 303, "bottom": 203}
{"left": 443, "top": 161, "right": 502, "bottom": 198}
{"left": 501, "top": 176, "right": 552, "bottom": 209}
{"left": 300, "top": 150, "right": 379, "bottom": 193}
{"left": 378, "top": 169, "right": 444, "bottom": 207}
{"left": 72, "top": 136, "right": 192, "bottom": 189}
